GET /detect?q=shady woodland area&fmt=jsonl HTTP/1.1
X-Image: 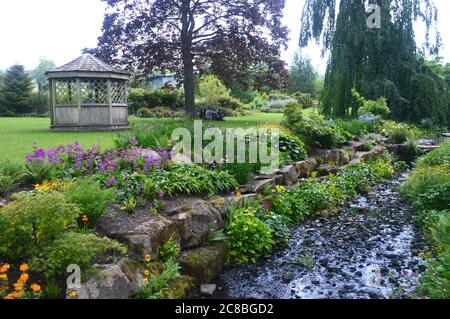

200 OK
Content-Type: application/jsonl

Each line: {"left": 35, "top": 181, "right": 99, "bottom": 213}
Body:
{"left": 0, "top": 0, "right": 449, "bottom": 300}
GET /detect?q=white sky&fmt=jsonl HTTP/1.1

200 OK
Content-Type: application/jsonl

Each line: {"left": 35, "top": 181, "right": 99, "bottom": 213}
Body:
{"left": 0, "top": 0, "right": 449, "bottom": 74}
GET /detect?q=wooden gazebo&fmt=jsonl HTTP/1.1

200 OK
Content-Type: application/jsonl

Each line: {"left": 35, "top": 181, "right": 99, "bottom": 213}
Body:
{"left": 45, "top": 54, "right": 131, "bottom": 131}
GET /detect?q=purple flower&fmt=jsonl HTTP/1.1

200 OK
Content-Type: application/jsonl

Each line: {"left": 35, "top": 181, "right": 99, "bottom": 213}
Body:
{"left": 156, "top": 190, "right": 165, "bottom": 198}
{"left": 106, "top": 176, "right": 117, "bottom": 187}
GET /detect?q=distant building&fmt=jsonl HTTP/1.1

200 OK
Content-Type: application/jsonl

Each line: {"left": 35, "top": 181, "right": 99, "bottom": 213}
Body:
{"left": 148, "top": 73, "right": 177, "bottom": 90}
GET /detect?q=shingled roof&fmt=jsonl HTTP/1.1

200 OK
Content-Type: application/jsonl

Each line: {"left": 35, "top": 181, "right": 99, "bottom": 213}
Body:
{"left": 46, "top": 54, "right": 130, "bottom": 75}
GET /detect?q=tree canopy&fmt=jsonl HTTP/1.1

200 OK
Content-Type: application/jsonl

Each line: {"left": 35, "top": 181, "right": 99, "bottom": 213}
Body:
{"left": 299, "top": 0, "right": 449, "bottom": 127}
{"left": 88, "top": 0, "right": 289, "bottom": 114}
{"left": 31, "top": 58, "right": 56, "bottom": 93}
{"left": 288, "top": 51, "right": 318, "bottom": 95}
{"left": 0, "top": 65, "right": 34, "bottom": 115}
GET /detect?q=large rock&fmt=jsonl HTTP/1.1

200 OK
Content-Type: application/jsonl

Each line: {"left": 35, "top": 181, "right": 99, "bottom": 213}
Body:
{"left": 295, "top": 158, "right": 318, "bottom": 178}
{"left": 253, "top": 178, "right": 275, "bottom": 193}
{"left": 316, "top": 165, "right": 340, "bottom": 177}
{"left": 161, "top": 275, "right": 196, "bottom": 299}
{"left": 166, "top": 199, "right": 224, "bottom": 249}
{"left": 97, "top": 210, "right": 179, "bottom": 262}
{"left": 322, "top": 149, "right": 350, "bottom": 165}
{"left": 68, "top": 259, "right": 144, "bottom": 299}
{"left": 278, "top": 165, "right": 298, "bottom": 184}
{"left": 178, "top": 242, "right": 227, "bottom": 285}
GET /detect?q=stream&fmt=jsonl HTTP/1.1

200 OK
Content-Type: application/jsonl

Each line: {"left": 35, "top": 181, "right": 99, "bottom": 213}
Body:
{"left": 211, "top": 174, "right": 427, "bottom": 299}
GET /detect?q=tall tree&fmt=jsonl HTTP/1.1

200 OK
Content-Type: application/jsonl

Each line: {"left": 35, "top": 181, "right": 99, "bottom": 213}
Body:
{"left": 1, "top": 65, "right": 33, "bottom": 114}
{"left": 88, "top": 0, "right": 288, "bottom": 114}
{"left": 288, "top": 51, "right": 318, "bottom": 95}
{"left": 31, "top": 58, "right": 56, "bottom": 93}
{"left": 299, "top": 0, "right": 448, "bottom": 126}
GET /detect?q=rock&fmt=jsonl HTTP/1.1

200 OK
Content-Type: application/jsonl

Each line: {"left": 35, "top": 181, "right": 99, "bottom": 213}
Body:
{"left": 97, "top": 211, "right": 179, "bottom": 262}
{"left": 178, "top": 242, "right": 227, "bottom": 285}
{"left": 253, "top": 178, "right": 275, "bottom": 193}
{"left": 346, "top": 140, "right": 365, "bottom": 152}
{"left": 278, "top": 165, "right": 298, "bottom": 184}
{"left": 68, "top": 259, "right": 144, "bottom": 299}
{"left": 316, "top": 165, "right": 340, "bottom": 177}
{"left": 295, "top": 158, "right": 318, "bottom": 178}
{"left": 324, "top": 149, "right": 349, "bottom": 165}
{"left": 275, "top": 174, "right": 284, "bottom": 185}
{"left": 167, "top": 200, "right": 224, "bottom": 249}
{"left": 162, "top": 276, "right": 196, "bottom": 299}
{"left": 208, "top": 196, "right": 228, "bottom": 219}
{"left": 200, "top": 284, "right": 217, "bottom": 296}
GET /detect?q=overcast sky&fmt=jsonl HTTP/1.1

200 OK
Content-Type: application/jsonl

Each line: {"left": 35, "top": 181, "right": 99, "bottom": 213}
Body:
{"left": 0, "top": 0, "right": 449, "bottom": 74}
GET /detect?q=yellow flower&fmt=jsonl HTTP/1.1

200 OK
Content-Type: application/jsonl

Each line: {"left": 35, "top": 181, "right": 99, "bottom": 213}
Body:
{"left": 81, "top": 215, "right": 89, "bottom": 222}
{"left": 143, "top": 270, "right": 150, "bottom": 276}
{"left": 144, "top": 277, "right": 149, "bottom": 284}
{"left": 0, "top": 274, "right": 7, "bottom": 280}
{"left": 30, "top": 283, "right": 42, "bottom": 293}
{"left": 67, "top": 290, "right": 77, "bottom": 298}
{"left": 19, "top": 273, "right": 29, "bottom": 283}
{"left": 236, "top": 192, "right": 242, "bottom": 197}
{"left": 19, "top": 264, "right": 29, "bottom": 272}
{"left": 0, "top": 263, "right": 11, "bottom": 273}
{"left": 144, "top": 254, "right": 152, "bottom": 263}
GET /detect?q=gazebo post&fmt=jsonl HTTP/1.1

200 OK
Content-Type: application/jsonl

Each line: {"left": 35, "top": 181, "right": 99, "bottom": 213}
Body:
{"left": 76, "top": 78, "right": 82, "bottom": 128}
{"left": 107, "top": 79, "right": 113, "bottom": 126}
{"left": 49, "top": 79, "right": 55, "bottom": 127}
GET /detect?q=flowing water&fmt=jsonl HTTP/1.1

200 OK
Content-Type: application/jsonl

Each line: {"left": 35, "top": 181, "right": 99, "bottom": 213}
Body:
{"left": 211, "top": 174, "right": 426, "bottom": 299}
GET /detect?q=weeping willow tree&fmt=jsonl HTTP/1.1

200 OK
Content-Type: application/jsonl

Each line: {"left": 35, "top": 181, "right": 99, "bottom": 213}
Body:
{"left": 300, "top": 0, "right": 449, "bottom": 127}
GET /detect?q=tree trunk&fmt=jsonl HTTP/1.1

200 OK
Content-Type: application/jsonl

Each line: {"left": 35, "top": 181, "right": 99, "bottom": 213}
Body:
{"left": 181, "top": 0, "right": 195, "bottom": 116}
{"left": 182, "top": 50, "right": 195, "bottom": 116}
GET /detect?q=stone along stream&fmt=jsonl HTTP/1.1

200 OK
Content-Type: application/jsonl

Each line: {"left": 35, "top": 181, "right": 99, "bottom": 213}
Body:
{"left": 211, "top": 174, "right": 426, "bottom": 299}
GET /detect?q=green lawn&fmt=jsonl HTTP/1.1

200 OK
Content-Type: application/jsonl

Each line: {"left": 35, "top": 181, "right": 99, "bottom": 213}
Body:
{"left": 0, "top": 113, "right": 283, "bottom": 163}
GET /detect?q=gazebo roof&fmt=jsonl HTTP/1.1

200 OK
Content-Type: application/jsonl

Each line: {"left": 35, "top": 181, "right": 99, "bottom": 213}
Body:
{"left": 46, "top": 54, "right": 131, "bottom": 79}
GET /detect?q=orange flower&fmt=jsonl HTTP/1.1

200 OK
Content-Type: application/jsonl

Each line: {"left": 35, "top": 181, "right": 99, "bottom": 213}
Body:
{"left": 19, "top": 273, "right": 29, "bottom": 283}
{"left": 13, "top": 282, "right": 24, "bottom": 292}
{"left": 81, "top": 215, "right": 89, "bottom": 222}
{"left": 19, "top": 264, "right": 29, "bottom": 272}
{"left": 0, "top": 263, "right": 11, "bottom": 273}
{"left": 31, "top": 283, "right": 41, "bottom": 293}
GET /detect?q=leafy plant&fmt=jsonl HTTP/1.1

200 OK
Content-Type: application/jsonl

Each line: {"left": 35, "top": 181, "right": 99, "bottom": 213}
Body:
{"left": 415, "top": 140, "right": 450, "bottom": 168}
{"left": 133, "top": 259, "right": 180, "bottom": 299}
{"left": 225, "top": 208, "right": 274, "bottom": 263}
{"left": 0, "top": 160, "right": 24, "bottom": 196}
{"left": 158, "top": 238, "right": 180, "bottom": 263}
{"left": 32, "top": 232, "right": 126, "bottom": 280}
{"left": 261, "top": 212, "right": 291, "bottom": 246}
{"left": 0, "top": 191, "right": 79, "bottom": 260}
{"left": 24, "top": 161, "right": 55, "bottom": 184}
{"left": 62, "top": 178, "right": 116, "bottom": 222}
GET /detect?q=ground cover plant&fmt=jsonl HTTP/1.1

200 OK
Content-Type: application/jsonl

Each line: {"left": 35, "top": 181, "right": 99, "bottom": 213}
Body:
{"left": 401, "top": 142, "right": 450, "bottom": 299}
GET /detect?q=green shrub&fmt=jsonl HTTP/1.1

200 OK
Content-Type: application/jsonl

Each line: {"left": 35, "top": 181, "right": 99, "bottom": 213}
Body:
{"left": 271, "top": 187, "right": 310, "bottom": 223}
{"left": 358, "top": 96, "right": 391, "bottom": 119}
{"left": 420, "top": 118, "right": 434, "bottom": 130}
{"left": 226, "top": 208, "right": 274, "bottom": 263}
{"left": 137, "top": 107, "right": 152, "bottom": 118}
{"left": 158, "top": 238, "right": 180, "bottom": 263}
{"left": 292, "top": 92, "right": 313, "bottom": 109}
{"left": 283, "top": 103, "right": 345, "bottom": 148}
{"left": 415, "top": 140, "right": 450, "bottom": 168}
{"left": 220, "top": 162, "right": 257, "bottom": 185}
{"left": 198, "top": 75, "right": 232, "bottom": 108}
{"left": 149, "top": 164, "right": 238, "bottom": 197}
{"left": 401, "top": 165, "right": 450, "bottom": 210}
{"left": 384, "top": 122, "right": 413, "bottom": 144}
{"left": 32, "top": 232, "right": 126, "bottom": 279}
{"left": 278, "top": 132, "right": 308, "bottom": 162}
{"left": 261, "top": 212, "right": 291, "bottom": 246}
{"left": 0, "top": 160, "right": 24, "bottom": 196}
{"left": 0, "top": 191, "right": 80, "bottom": 260}
{"left": 133, "top": 259, "right": 180, "bottom": 299}
{"left": 417, "top": 215, "right": 450, "bottom": 299}
{"left": 25, "top": 161, "right": 55, "bottom": 184}
{"left": 218, "top": 96, "right": 243, "bottom": 110}
{"left": 63, "top": 178, "right": 116, "bottom": 222}
{"left": 128, "top": 88, "right": 184, "bottom": 114}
